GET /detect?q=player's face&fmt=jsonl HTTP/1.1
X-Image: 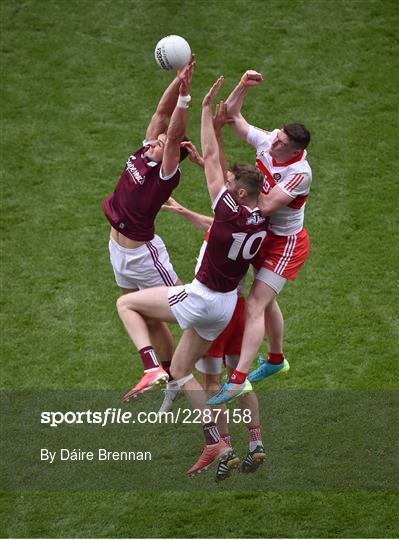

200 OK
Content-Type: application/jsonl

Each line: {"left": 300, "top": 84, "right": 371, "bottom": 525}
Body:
{"left": 225, "top": 171, "right": 235, "bottom": 191}
{"left": 145, "top": 134, "right": 166, "bottom": 162}
{"left": 269, "top": 129, "right": 299, "bottom": 162}
{"left": 225, "top": 171, "right": 241, "bottom": 200}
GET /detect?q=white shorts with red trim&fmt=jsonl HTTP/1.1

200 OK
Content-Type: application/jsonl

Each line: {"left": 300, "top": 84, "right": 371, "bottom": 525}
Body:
{"left": 109, "top": 234, "right": 178, "bottom": 290}
{"left": 168, "top": 279, "right": 237, "bottom": 342}
{"left": 253, "top": 227, "right": 310, "bottom": 280}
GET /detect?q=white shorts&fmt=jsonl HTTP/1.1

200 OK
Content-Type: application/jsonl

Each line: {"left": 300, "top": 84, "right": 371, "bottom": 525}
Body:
{"left": 109, "top": 234, "right": 178, "bottom": 290}
{"left": 168, "top": 279, "right": 237, "bottom": 342}
{"left": 195, "top": 354, "right": 239, "bottom": 375}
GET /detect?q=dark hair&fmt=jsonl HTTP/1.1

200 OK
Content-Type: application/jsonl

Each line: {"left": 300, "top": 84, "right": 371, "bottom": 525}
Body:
{"left": 231, "top": 163, "right": 264, "bottom": 199}
{"left": 283, "top": 123, "right": 311, "bottom": 150}
{"left": 179, "top": 137, "right": 190, "bottom": 162}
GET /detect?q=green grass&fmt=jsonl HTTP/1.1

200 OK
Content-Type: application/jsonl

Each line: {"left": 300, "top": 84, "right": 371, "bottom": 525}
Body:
{"left": 1, "top": 0, "right": 398, "bottom": 537}
{"left": 1, "top": 491, "right": 397, "bottom": 538}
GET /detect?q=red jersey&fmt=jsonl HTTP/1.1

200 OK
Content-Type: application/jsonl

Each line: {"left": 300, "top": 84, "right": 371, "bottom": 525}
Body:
{"left": 196, "top": 188, "right": 268, "bottom": 292}
{"left": 102, "top": 145, "right": 180, "bottom": 242}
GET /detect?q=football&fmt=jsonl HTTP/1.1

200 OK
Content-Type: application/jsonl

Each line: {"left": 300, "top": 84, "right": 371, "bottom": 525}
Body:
{"left": 154, "top": 35, "right": 191, "bottom": 71}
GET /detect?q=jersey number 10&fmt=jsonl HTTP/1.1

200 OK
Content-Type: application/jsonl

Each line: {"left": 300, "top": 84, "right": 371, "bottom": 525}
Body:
{"left": 227, "top": 231, "right": 266, "bottom": 261}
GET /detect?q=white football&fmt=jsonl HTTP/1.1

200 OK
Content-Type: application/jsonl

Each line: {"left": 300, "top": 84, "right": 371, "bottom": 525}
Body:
{"left": 154, "top": 35, "right": 191, "bottom": 71}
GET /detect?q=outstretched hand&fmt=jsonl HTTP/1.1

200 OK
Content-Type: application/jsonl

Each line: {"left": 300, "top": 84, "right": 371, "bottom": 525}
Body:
{"left": 178, "top": 55, "right": 196, "bottom": 95}
{"left": 177, "top": 55, "right": 195, "bottom": 78}
{"left": 241, "top": 69, "right": 263, "bottom": 86}
{"left": 202, "top": 76, "right": 224, "bottom": 108}
{"left": 213, "top": 100, "right": 234, "bottom": 133}
{"left": 162, "top": 197, "right": 186, "bottom": 214}
{"left": 180, "top": 141, "right": 204, "bottom": 168}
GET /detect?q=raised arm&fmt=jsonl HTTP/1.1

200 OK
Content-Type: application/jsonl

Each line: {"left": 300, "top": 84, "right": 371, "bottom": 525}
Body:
{"left": 213, "top": 101, "right": 230, "bottom": 181}
{"left": 225, "top": 70, "right": 263, "bottom": 141}
{"left": 162, "top": 197, "right": 213, "bottom": 231}
{"left": 181, "top": 103, "right": 230, "bottom": 179}
{"left": 161, "top": 58, "right": 195, "bottom": 178}
{"left": 201, "top": 76, "right": 226, "bottom": 202}
{"left": 145, "top": 76, "right": 181, "bottom": 141}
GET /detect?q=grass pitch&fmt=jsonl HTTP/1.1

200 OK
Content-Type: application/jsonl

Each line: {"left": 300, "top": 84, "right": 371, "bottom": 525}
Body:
{"left": 1, "top": 0, "right": 398, "bottom": 537}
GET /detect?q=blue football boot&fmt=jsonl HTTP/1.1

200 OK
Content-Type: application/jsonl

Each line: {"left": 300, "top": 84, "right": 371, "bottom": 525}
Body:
{"left": 207, "top": 379, "right": 253, "bottom": 405}
{"left": 248, "top": 356, "right": 290, "bottom": 383}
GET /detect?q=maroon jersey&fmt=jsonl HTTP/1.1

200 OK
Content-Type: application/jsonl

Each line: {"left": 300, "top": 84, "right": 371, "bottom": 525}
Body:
{"left": 196, "top": 188, "right": 269, "bottom": 292}
{"left": 102, "top": 145, "right": 180, "bottom": 242}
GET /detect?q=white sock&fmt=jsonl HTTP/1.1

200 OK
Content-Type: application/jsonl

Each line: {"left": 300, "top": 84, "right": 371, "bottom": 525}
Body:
{"left": 249, "top": 439, "right": 262, "bottom": 452}
{"left": 174, "top": 373, "right": 194, "bottom": 388}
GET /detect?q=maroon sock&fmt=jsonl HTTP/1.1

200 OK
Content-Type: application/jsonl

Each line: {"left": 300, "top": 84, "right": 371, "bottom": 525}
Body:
{"left": 230, "top": 370, "right": 247, "bottom": 384}
{"left": 203, "top": 422, "right": 220, "bottom": 445}
{"left": 268, "top": 352, "right": 284, "bottom": 365}
{"left": 161, "top": 360, "right": 173, "bottom": 381}
{"left": 139, "top": 346, "right": 159, "bottom": 371}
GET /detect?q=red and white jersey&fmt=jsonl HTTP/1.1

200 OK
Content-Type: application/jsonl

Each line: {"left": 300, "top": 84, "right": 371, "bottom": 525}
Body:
{"left": 195, "top": 187, "right": 268, "bottom": 293}
{"left": 247, "top": 126, "right": 312, "bottom": 236}
{"left": 102, "top": 143, "right": 180, "bottom": 242}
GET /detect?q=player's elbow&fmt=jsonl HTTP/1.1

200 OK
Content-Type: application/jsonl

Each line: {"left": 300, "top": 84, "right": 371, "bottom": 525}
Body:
{"left": 261, "top": 204, "right": 279, "bottom": 217}
{"left": 258, "top": 194, "right": 277, "bottom": 217}
{"left": 259, "top": 205, "right": 272, "bottom": 217}
{"left": 150, "top": 112, "right": 168, "bottom": 128}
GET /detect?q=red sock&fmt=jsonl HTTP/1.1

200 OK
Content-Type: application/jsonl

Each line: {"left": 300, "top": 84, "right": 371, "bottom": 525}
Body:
{"left": 230, "top": 370, "right": 247, "bottom": 384}
{"left": 248, "top": 425, "right": 262, "bottom": 442}
{"left": 268, "top": 352, "right": 284, "bottom": 365}
{"left": 139, "top": 346, "right": 159, "bottom": 371}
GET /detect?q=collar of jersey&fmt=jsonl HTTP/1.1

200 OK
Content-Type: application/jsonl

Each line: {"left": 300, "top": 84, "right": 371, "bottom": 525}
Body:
{"left": 141, "top": 152, "right": 159, "bottom": 167}
{"left": 243, "top": 205, "right": 260, "bottom": 213}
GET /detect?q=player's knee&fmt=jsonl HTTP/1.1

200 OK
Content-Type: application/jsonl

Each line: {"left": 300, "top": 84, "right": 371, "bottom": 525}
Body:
{"left": 116, "top": 295, "right": 127, "bottom": 315}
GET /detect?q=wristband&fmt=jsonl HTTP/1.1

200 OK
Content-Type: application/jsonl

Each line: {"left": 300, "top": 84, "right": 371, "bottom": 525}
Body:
{"left": 177, "top": 94, "right": 191, "bottom": 108}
